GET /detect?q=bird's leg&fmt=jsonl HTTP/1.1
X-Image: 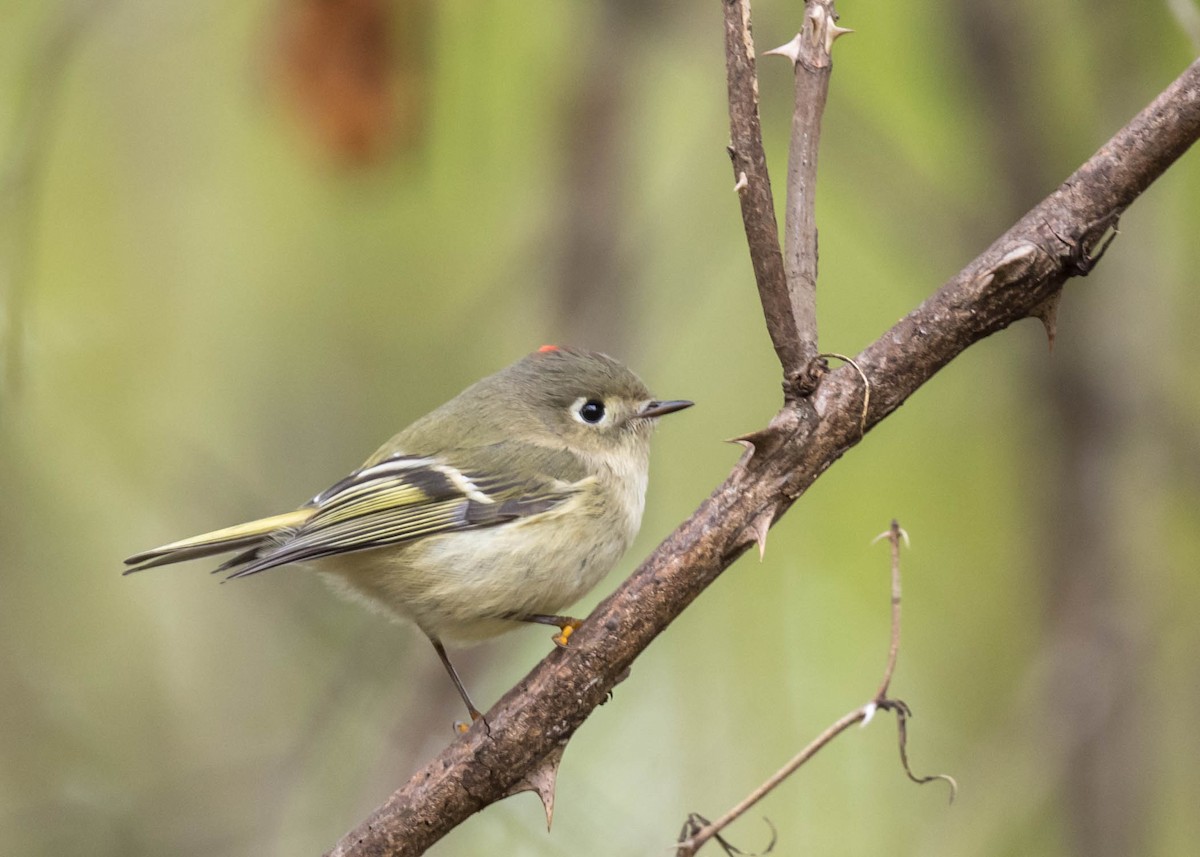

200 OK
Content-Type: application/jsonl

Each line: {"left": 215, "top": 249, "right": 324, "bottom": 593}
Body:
{"left": 430, "top": 637, "right": 483, "bottom": 733}
{"left": 505, "top": 612, "right": 583, "bottom": 647}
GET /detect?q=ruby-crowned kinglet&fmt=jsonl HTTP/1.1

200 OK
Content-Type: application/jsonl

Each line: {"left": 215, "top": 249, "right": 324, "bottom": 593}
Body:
{"left": 125, "top": 346, "right": 691, "bottom": 721}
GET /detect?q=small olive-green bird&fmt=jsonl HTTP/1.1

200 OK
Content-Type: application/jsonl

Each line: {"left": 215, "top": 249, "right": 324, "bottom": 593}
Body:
{"left": 125, "top": 346, "right": 691, "bottom": 722}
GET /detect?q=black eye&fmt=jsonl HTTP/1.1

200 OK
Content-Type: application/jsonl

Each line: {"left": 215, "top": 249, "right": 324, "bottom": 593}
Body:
{"left": 579, "top": 399, "right": 606, "bottom": 424}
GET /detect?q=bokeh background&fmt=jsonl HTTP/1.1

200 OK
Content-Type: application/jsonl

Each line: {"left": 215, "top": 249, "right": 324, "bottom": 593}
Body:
{"left": 2, "top": 1, "right": 1199, "bottom": 854}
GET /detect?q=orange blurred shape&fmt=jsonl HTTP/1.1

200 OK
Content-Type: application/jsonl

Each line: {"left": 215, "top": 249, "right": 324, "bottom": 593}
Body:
{"left": 275, "top": 0, "right": 428, "bottom": 165}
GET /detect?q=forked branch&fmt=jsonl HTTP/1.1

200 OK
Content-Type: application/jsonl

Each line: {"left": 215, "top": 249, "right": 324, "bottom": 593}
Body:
{"left": 724, "top": 0, "right": 848, "bottom": 394}
{"left": 325, "top": 10, "right": 1200, "bottom": 854}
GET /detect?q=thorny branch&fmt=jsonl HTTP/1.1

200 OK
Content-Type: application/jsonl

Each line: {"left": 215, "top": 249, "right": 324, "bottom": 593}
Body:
{"left": 762, "top": 0, "right": 850, "bottom": 386}
{"left": 326, "top": 2, "right": 1200, "bottom": 851}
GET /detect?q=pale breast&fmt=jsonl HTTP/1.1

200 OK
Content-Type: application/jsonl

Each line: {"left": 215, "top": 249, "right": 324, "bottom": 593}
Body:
{"left": 315, "top": 475, "right": 646, "bottom": 644}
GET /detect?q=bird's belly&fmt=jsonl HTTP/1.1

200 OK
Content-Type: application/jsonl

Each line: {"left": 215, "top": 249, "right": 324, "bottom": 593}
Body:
{"left": 315, "top": 513, "right": 632, "bottom": 644}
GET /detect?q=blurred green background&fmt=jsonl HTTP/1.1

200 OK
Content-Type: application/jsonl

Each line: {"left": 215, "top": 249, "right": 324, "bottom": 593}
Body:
{"left": 2, "top": 0, "right": 1199, "bottom": 854}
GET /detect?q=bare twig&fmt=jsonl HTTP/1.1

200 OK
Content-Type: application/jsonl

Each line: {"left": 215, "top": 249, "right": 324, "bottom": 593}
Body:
{"left": 887, "top": 700, "right": 958, "bottom": 798}
{"left": 679, "top": 813, "right": 777, "bottom": 857}
{"left": 675, "top": 707, "right": 870, "bottom": 857}
{"left": 722, "top": 0, "right": 797, "bottom": 381}
{"left": 324, "top": 49, "right": 1200, "bottom": 857}
{"left": 874, "top": 520, "right": 905, "bottom": 700}
{"left": 675, "top": 522, "right": 919, "bottom": 857}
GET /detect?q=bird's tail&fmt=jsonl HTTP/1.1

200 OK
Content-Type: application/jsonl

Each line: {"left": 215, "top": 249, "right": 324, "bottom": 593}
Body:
{"left": 123, "top": 509, "right": 315, "bottom": 573}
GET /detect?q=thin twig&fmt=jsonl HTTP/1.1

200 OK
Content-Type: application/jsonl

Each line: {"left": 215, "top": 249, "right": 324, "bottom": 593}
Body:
{"left": 874, "top": 520, "right": 905, "bottom": 700}
{"left": 679, "top": 814, "right": 777, "bottom": 857}
{"left": 887, "top": 701, "right": 958, "bottom": 800}
{"left": 675, "top": 707, "right": 870, "bottom": 856}
{"left": 675, "top": 522, "right": 914, "bottom": 856}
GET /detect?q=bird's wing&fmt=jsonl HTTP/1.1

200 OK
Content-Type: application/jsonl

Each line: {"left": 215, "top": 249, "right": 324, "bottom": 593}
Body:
{"left": 219, "top": 444, "right": 588, "bottom": 578}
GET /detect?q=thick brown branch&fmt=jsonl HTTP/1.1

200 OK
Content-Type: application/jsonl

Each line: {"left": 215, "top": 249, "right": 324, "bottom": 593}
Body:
{"left": 327, "top": 58, "right": 1200, "bottom": 857}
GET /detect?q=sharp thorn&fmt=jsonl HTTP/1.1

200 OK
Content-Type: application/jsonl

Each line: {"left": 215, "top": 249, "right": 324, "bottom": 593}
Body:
{"left": 827, "top": 24, "right": 854, "bottom": 52}
{"left": 1031, "top": 292, "right": 1062, "bottom": 354}
{"left": 748, "top": 512, "right": 773, "bottom": 561}
{"left": 763, "top": 33, "right": 802, "bottom": 65}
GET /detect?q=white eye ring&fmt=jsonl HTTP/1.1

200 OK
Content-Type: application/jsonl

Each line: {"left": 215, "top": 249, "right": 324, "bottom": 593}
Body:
{"left": 571, "top": 397, "right": 608, "bottom": 426}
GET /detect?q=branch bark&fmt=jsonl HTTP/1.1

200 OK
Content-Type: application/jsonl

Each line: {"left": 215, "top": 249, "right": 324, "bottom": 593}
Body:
{"left": 325, "top": 45, "right": 1200, "bottom": 857}
{"left": 764, "top": 1, "right": 848, "bottom": 376}
{"left": 722, "top": 0, "right": 797, "bottom": 380}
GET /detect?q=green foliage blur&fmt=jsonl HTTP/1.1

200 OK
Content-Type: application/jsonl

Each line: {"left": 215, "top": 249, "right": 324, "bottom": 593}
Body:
{"left": 2, "top": 1, "right": 1198, "bottom": 855}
